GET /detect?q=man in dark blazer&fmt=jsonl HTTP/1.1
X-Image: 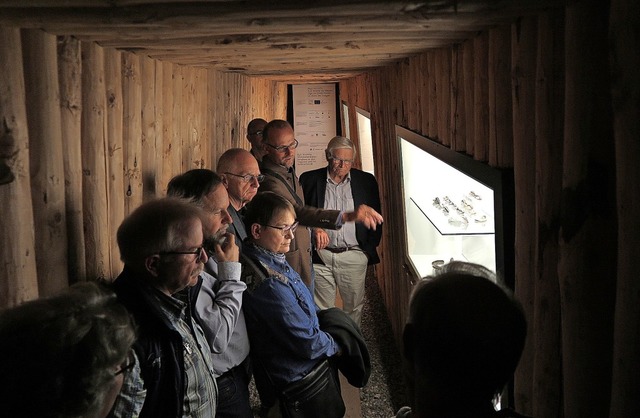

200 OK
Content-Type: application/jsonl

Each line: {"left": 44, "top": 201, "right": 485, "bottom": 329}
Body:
{"left": 300, "top": 136, "right": 382, "bottom": 325}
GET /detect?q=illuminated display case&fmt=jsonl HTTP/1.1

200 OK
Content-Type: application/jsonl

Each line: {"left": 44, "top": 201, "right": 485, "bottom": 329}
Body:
{"left": 397, "top": 126, "right": 515, "bottom": 286}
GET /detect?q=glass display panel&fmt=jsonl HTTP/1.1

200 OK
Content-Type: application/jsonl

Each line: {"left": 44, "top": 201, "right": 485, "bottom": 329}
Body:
{"left": 341, "top": 101, "right": 350, "bottom": 139}
{"left": 356, "top": 107, "right": 375, "bottom": 175}
{"left": 398, "top": 126, "right": 513, "bottom": 282}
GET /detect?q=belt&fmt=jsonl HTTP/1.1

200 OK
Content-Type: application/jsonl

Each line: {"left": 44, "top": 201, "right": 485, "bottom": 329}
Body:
{"left": 324, "top": 246, "right": 357, "bottom": 253}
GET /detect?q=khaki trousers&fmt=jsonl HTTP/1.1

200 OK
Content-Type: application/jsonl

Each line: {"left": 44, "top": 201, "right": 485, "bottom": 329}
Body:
{"left": 314, "top": 247, "right": 368, "bottom": 326}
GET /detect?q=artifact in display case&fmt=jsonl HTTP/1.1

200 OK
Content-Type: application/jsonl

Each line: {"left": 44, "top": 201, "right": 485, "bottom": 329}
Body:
{"left": 397, "top": 126, "right": 514, "bottom": 285}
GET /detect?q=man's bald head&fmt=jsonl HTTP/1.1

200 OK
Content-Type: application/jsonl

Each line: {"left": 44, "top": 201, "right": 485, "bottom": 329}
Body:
{"left": 217, "top": 148, "right": 262, "bottom": 210}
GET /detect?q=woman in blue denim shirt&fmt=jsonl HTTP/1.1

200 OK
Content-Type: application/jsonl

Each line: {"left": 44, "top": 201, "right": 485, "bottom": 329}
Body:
{"left": 240, "top": 191, "right": 342, "bottom": 417}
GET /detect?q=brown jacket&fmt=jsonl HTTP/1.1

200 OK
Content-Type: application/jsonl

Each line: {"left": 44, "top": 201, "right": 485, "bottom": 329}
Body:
{"left": 259, "top": 159, "right": 341, "bottom": 287}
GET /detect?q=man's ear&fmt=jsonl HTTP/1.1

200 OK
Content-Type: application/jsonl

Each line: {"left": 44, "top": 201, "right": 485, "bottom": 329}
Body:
{"left": 144, "top": 255, "right": 162, "bottom": 277}
{"left": 250, "top": 223, "right": 262, "bottom": 239}
{"left": 221, "top": 174, "right": 229, "bottom": 187}
{"left": 325, "top": 149, "right": 332, "bottom": 162}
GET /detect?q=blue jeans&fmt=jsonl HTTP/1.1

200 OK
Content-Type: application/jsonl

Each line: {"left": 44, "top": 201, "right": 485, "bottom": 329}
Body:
{"left": 215, "top": 364, "right": 253, "bottom": 418}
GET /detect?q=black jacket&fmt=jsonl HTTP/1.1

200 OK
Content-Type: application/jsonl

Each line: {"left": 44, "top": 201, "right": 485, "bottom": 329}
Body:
{"left": 299, "top": 166, "right": 382, "bottom": 264}
{"left": 318, "top": 307, "right": 371, "bottom": 387}
{"left": 113, "top": 267, "right": 192, "bottom": 418}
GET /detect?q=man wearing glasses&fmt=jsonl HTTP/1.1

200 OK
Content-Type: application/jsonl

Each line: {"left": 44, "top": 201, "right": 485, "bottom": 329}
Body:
{"left": 259, "top": 119, "right": 383, "bottom": 290}
{"left": 217, "top": 148, "right": 265, "bottom": 251}
{"left": 111, "top": 197, "right": 218, "bottom": 417}
{"left": 300, "top": 136, "right": 382, "bottom": 326}
{"left": 167, "top": 169, "right": 253, "bottom": 418}
{"left": 246, "top": 118, "right": 268, "bottom": 162}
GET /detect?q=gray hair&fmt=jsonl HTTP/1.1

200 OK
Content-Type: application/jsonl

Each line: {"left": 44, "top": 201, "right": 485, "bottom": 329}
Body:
{"left": 117, "top": 197, "right": 204, "bottom": 267}
{"left": 325, "top": 136, "right": 357, "bottom": 160}
{"left": 167, "top": 169, "right": 223, "bottom": 208}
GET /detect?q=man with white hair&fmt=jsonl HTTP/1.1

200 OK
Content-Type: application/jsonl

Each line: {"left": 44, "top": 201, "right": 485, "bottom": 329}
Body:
{"left": 300, "top": 136, "right": 382, "bottom": 325}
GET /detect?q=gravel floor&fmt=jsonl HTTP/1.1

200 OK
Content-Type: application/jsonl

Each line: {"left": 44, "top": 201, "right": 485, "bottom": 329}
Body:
{"left": 359, "top": 267, "right": 408, "bottom": 417}
{"left": 249, "top": 268, "right": 409, "bottom": 417}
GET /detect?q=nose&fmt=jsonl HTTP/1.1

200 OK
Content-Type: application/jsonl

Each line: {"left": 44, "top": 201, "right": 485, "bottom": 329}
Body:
{"left": 250, "top": 176, "right": 260, "bottom": 187}
{"left": 284, "top": 229, "right": 295, "bottom": 239}
{"left": 198, "top": 247, "right": 208, "bottom": 264}
{"left": 222, "top": 209, "right": 232, "bottom": 224}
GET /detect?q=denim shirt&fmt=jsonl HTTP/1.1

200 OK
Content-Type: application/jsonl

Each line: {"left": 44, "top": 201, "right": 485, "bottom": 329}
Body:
{"left": 241, "top": 243, "right": 339, "bottom": 388}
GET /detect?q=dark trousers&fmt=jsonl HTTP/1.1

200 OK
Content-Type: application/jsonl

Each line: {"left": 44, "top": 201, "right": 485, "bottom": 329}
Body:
{"left": 215, "top": 364, "right": 253, "bottom": 418}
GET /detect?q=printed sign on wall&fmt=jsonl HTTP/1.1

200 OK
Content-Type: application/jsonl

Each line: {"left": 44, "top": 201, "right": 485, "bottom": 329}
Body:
{"left": 292, "top": 84, "right": 336, "bottom": 174}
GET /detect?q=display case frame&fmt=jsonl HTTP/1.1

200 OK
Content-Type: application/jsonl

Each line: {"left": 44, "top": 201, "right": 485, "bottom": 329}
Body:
{"left": 397, "top": 126, "right": 515, "bottom": 288}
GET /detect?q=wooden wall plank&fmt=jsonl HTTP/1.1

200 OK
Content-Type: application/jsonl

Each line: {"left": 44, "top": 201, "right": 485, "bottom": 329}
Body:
{"left": 140, "top": 55, "right": 157, "bottom": 199}
{"left": 182, "top": 66, "right": 194, "bottom": 170}
{"left": 104, "top": 47, "right": 124, "bottom": 277}
{"left": 58, "top": 35, "right": 86, "bottom": 283}
{"left": 436, "top": 48, "right": 451, "bottom": 146}
{"left": 488, "top": 24, "right": 513, "bottom": 167}
{"left": 122, "top": 52, "right": 142, "bottom": 214}
{"left": 450, "top": 43, "right": 466, "bottom": 152}
{"left": 0, "top": 27, "right": 38, "bottom": 307}
{"left": 532, "top": 10, "right": 564, "bottom": 418}
{"left": 473, "top": 32, "right": 489, "bottom": 161}
{"left": 427, "top": 50, "right": 438, "bottom": 139}
{"left": 197, "top": 68, "right": 209, "bottom": 168}
{"left": 208, "top": 69, "right": 220, "bottom": 160}
{"left": 559, "top": 2, "right": 616, "bottom": 417}
{"left": 412, "top": 56, "right": 422, "bottom": 134}
{"left": 22, "top": 29, "right": 69, "bottom": 296}
{"left": 403, "top": 58, "right": 414, "bottom": 129}
{"left": 172, "top": 65, "right": 184, "bottom": 173}
{"left": 511, "top": 16, "right": 538, "bottom": 414}
{"left": 609, "top": 0, "right": 640, "bottom": 416}
{"left": 154, "top": 59, "right": 164, "bottom": 193}
{"left": 419, "top": 52, "right": 429, "bottom": 136}
{"left": 81, "top": 40, "right": 110, "bottom": 280}
{"left": 161, "top": 60, "right": 175, "bottom": 189}
{"left": 463, "top": 39, "right": 475, "bottom": 154}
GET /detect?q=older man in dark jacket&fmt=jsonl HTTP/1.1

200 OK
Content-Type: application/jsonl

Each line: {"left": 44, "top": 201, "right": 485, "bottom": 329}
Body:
{"left": 300, "top": 136, "right": 382, "bottom": 326}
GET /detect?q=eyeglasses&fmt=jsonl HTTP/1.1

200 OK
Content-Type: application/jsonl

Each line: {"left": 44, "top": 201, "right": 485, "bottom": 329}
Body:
{"left": 249, "top": 130, "right": 263, "bottom": 136}
{"left": 224, "top": 172, "right": 265, "bottom": 183}
{"left": 329, "top": 156, "right": 354, "bottom": 165}
{"left": 159, "top": 246, "right": 206, "bottom": 263}
{"left": 264, "top": 139, "right": 299, "bottom": 153}
{"left": 263, "top": 221, "right": 299, "bottom": 236}
{"left": 114, "top": 350, "right": 136, "bottom": 376}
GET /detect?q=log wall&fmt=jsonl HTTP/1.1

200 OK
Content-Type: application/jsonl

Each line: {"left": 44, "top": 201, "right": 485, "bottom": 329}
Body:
{"left": 0, "top": 28, "right": 287, "bottom": 298}
{"left": 338, "top": 4, "right": 637, "bottom": 418}
{"left": 1, "top": 1, "right": 639, "bottom": 416}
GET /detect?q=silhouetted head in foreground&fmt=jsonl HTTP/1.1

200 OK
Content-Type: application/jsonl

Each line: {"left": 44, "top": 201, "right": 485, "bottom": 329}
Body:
{"left": 0, "top": 281, "right": 136, "bottom": 418}
{"left": 402, "top": 261, "right": 527, "bottom": 418}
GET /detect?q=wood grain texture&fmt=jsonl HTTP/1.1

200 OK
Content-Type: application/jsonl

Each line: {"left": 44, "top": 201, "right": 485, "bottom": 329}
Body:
{"left": 0, "top": 27, "right": 39, "bottom": 306}
{"left": 22, "top": 29, "right": 69, "bottom": 296}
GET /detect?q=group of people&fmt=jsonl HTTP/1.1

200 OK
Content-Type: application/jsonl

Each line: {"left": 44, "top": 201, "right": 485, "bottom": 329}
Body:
{"left": 0, "top": 117, "right": 529, "bottom": 418}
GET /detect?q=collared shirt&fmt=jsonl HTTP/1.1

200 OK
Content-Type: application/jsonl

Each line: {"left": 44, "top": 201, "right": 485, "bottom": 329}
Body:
{"left": 197, "top": 262, "right": 250, "bottom": 376}
{"left": 160, "top": 290, "right": 218, "bottom": 417}
{"left": 241, "top": 243, "right": 339, "bottom": 388}
{"left": 108, "top": 350, "right": 145, "bottom": 417}
{"left": 324, "top": 170, "right": 358, "bottom": 248}
{"left": 110, "top": 286, "right": 218, "bottom": 418}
